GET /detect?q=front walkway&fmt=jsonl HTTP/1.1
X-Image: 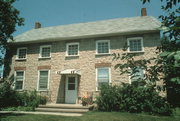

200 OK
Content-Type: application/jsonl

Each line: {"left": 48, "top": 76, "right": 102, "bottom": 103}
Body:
{"left": 0, "top": 111, "right": 83, "bottom": 116}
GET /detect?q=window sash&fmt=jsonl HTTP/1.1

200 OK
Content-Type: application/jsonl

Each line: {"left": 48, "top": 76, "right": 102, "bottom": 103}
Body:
{"left": 18, "top": 48, "right": 27, "bottom": 59}
{"left": 39, "top": 71, "right": 49, "bottom": 90}
{"left": 15, "top": 81, "right": 23, "bottom": 90}
{"left": 67, "top": 43, "right": 79, "bottom": 56}
{"left": 129, "top": 39, "right": 142, "bottom": 51}
{"left": 127, "top": 37, "right": 143, "bottom": 52}
{"left": 15, "top": 71, "right": 24, "bottom": 90}
{"left": 130, "top": 67, "right": 144, "bottom": 82}
{"left": 97, "top": 68, "right": 110, "bottom": 90}
{"left": 98, "top": 82, "right": 109, "bottom": 90}
{"left": 40, "top": 46, "right": 51, "bottom": 58}
{"left": 97, "top": 41, "right": 109, "bottom": 54}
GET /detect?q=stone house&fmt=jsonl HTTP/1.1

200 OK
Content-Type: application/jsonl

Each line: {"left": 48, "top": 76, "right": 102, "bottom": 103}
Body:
{"left": 9, "top": 8, "right": 161, "bottom": 104}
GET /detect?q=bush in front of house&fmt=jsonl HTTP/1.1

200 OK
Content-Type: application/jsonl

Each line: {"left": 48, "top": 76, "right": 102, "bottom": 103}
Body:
{"left": 1, "top": 106, "right": 34, "bottom": 111}
{"left": 96, "top": 84, "right": 172, "bottom": 116}
{"left": 16, "top": 90, "right": 47, "bottom": 109}
{"left": 0, "top": 81, "right": 47, "bottom": 111}
{"left": 0, "top": 81, "right": 19, "bottom": 108}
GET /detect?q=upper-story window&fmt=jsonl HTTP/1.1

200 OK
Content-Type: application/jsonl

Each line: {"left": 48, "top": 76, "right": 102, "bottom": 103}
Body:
{"left": 40, "top": 45, "right": 51, "bottom": 58}
{"left": 96, "top": 67, "right": 111, "bottom": 91}
{"left": 129, "top": 67, "right": 144, "bottom": 84}
{"left": 16, "top": 48, "right": 27, "bottom": 60}
{"left": 15, "top": 71, "right": 25, "bottom": 90}
{"left": 127, "top": 37, "right": 144, "bottom": 52}
{"left": 96, "top": 40, "right": 110, "bottom": 54}
{"left": 66, "top": 42, "right": 79, "bottom": 56}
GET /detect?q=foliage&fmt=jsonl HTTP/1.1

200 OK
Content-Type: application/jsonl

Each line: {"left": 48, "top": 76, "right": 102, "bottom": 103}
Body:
{"left": 96, "top": 84, "right": 172, "bottom": 116}
{"left": 0, "top": 81, "right": 19, "bottom": 108}
{"left": 81, "top": 96, "right": 93, "bottom": 106}
{"left": 0, "top": 81, "right": 47, "bottom": 110}
{"left": 16, "top": 90, "right": 47, "bottom": 109}
{"left": 0, "top": 0, "right": 24, "bottom": 77}
{"left": 141, "top": 0, "right": 180, "bottom": 40}
{"left": 144, "top": 0, "right": 180, "bottom": 106}
{"left": 113, "top": 0, "right": 180, "bottom": 107}
{"left": 1, "top": 106, "right": 33, "bottom": 111}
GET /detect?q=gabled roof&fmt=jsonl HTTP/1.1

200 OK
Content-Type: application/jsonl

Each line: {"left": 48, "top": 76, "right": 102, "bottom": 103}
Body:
{"left": 12, "top": 16, "right": 161, "bottom": 44}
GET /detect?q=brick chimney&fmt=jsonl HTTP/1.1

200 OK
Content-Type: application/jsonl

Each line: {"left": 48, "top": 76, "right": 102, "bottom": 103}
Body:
{"left": 141, "top": 8, "right": 147, "bottom": 16}
{"left": 35, "top": 22, "right": 41, "bottom": 29}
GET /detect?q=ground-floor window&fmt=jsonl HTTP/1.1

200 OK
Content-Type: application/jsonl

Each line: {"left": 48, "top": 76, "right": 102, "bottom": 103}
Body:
{"left": 129, "top": 67, "right": 144, "bottom": 84}
{"left": 38, "top": 70, "right": 49, "bottom": 91}
{"left": 96, "top": 67, "right": 111, "bottom": 90}
{"left": 15, "top": 71, "right": 25, "bottom": 90}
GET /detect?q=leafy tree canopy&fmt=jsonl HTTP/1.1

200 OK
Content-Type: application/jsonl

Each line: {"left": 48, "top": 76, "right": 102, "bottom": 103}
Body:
{"left": 0, "top": 0, "right": 24, "bottom": 64}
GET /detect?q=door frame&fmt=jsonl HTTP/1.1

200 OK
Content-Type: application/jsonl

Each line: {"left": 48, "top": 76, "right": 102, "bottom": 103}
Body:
{"left": 65, "top": 75, "right": 78, "bottom": 104}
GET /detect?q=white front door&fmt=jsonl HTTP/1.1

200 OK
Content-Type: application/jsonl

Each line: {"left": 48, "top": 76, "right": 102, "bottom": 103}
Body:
{"left": 65, "top": 75, "right": 77, "bottom": 104}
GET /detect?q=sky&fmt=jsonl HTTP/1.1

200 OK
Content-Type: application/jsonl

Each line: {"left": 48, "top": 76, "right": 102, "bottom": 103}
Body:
{"left": 13, "top": 0, "right": 164, "bottom": 36}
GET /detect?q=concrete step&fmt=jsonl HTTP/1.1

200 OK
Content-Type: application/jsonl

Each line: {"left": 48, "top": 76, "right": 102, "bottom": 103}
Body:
{"left": 35, "top": 104, "right": 93, "bottom": 115}
{"left": 35, "top": 107, "right": 89, "bottom": 113}
{"left": 38, "top": 104, "right": 89, "bottom": 109}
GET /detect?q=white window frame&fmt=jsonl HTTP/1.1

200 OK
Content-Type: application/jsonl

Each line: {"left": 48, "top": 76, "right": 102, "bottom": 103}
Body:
{"left": 39, "top": 45, "right": 51, "bottom": 58}
{"left": 96, "top": 67, "right": 111, "bottom": 91}
{"left": 96, "top": 40, "right": 110, "bottom": 55}
{"left": 14, "top": 70, "right": 25, "bottom": 91}
{"left": 127, "top": 37, "right": 144, "bottom": 53}
{"left": 16, "top": 47, "right": 27, "bottom": 60}
{"left": 128, "top": 67, "right": 145, "bottom": 84}
{"left": 66, "top": 42, "right": 79, "bottom": 56}
{"left": 37, "top": 70, "right": 50, "bottom": 91}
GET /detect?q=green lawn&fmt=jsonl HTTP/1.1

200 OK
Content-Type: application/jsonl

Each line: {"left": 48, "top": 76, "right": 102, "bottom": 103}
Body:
{"left": 0, "top": 110, "right": 180, "bottom": 121}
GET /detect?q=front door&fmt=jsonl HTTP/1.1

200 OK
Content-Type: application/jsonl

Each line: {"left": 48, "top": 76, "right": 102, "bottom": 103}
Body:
{"left": 65, "top": 75, "right": 77, "bottom": 104}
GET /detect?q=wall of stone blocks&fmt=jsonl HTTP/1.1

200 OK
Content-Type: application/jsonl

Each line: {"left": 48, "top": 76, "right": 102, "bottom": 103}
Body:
{"left": 9, "top": 32, "right": 160, "bottom": 103}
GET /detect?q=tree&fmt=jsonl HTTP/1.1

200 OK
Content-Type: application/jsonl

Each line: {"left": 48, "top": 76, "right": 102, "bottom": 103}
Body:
{"left": 0, "top": 0, "right": 24, "bottom": 77}
{"left": 142, "top": 0, "right": 180, "bottom": 107}
{"left": 114, "top": 0, "right": 180, "bottom": 107}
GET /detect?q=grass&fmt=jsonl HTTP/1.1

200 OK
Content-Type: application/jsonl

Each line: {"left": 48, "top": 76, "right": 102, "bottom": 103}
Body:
{"left": 0, "top": 109, "right": 180, "bottom": 121}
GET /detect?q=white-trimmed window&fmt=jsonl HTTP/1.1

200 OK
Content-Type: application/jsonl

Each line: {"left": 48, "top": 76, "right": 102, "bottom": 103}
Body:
{"left": 66, "top": 42, "right": 79, "bottom": 56}
{"left": 15, "top": 71, "right": 25, "bottom": 90}
{"left": 129, "top": 67, "right": 144, "bottom": 84}
{"left": 38, "top": 70, "right": 49, "bottom": 91}
{"left": 96, "top": 40, "right": 110, "bottom": 54}
{"left": 127, "top": 37, "right": 144, "bottom": 52}
{"left": 96, "top": 67, "right": 111, "bottom": 90}
{"left": 16, "top": 48, "right": 27, "bottom": 59}
{"left": 39, "top": 45, "right": 51, "bottom": 58}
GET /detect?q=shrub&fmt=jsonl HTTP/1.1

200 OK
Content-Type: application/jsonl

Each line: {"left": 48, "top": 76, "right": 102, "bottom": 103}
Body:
{"left": 0, "top": 81, "right": 19, "bottom": 109}
{"left": 16, "top": 90, "right": 47, "bottom": 109}
{"left": 0, "top": 81, "right": 47, "bottom": 110}
{"left": 81, "top": 96, "right": 93, "bottom": 106}
{"left": 2, "top": 106, "right": 33, "bottom": 111}
{"left": 96, "top": 84, "right": 172, "bottom": 115}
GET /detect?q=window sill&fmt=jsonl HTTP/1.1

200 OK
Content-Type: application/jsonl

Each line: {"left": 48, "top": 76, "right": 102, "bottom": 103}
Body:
{"left": 15, "top": 89, "right": 24, "bottom": 91}
{"left": 38, "top": 57, "right": 51, "bottom": 60}
{"left": 128, "top": 51, "right": 144, "bottom": 53}
{"left": 65, "top": 55, "right": 79, "bottom": 57}
{"left": 37, "top": 90, "right": 49, "bottom": 92}
{"left": 95, "top": 53, "right": 111, "bottom": 56}
{"left": 15, "top": 58, "right": 27, "bottom": 61}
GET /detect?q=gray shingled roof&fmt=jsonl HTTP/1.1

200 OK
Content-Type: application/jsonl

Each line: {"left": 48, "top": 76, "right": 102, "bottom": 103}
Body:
{"left": 12, "top": 16, "right": 161, "bottom": 43}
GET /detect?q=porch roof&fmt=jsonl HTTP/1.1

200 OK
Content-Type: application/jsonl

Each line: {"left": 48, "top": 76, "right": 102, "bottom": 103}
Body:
{"left": 58, "top": 69, "right": 81, "bottom": 75}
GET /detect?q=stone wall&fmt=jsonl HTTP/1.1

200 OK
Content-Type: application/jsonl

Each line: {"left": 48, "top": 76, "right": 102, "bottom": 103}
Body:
{"left": 9, "top": 32, "right": 160, "bottom": 103}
